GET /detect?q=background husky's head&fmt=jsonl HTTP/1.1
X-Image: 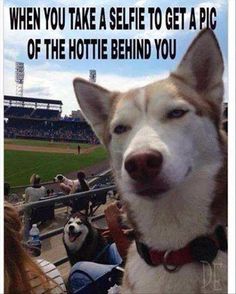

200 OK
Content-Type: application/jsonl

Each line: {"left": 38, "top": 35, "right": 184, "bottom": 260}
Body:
{"left": 73, "top": 29, "right": 225, "bottom": 208}
{"left": 64, "top": 214, "right": 89, "bottom": 252}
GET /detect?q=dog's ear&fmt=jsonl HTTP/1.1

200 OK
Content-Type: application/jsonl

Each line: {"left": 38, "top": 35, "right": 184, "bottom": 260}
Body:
{"left": 73, "top": 78, "right": 117, "bottom": 144}
{"left": 173, "top": 29, "right": 224, "bottom": 106}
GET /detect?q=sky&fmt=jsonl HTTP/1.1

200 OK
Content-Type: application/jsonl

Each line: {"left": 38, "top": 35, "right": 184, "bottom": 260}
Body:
{"left": 4, "top": 0, "right": 228, "bottom": 115}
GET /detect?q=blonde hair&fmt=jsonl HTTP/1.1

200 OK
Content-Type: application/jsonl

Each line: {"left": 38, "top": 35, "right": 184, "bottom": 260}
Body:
{"left": 4, "top": 202, "right": 60, "bottom": 293}
{"left": 30, "top": 174, "right": 40, "bottom": 185}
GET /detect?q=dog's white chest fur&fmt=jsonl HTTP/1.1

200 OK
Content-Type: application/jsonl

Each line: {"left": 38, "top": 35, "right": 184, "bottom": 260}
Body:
{"left": 123, "top": 243, "right": 227, "bottom": 294}
{"left": 121, "top": 164, "right": 227, "bottom": 294}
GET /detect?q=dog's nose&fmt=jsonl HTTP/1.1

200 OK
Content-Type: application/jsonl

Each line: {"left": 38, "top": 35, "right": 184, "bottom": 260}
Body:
{"left": 124, "top": 150, "right": 163, "bottom": 182}
{"left": 69, "top": 225, "right": 75, "bottom": 232}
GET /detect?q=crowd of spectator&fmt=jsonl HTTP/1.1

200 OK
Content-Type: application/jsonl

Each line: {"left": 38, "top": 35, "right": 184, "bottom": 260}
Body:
{"left": 4, "top": 195, "right": 125, "bottom": 293}
{"left": 4, "top": 170, "right": 125, "bottom": 293}
{"left": 4, "top": 106, "right": 60, "bottom": 119}
{"left": 4, "top": 118, "right": 99, "bottom": 144}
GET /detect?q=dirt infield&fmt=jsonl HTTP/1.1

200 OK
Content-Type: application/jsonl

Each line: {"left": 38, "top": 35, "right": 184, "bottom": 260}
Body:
{"left": 4, "top": 144, "right": 97, "bottom": 154}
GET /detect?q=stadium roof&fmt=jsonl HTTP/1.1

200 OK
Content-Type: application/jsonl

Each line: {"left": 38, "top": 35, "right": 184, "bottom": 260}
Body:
{"left": 4, "top": 95, "right": 63, "bottom": 105}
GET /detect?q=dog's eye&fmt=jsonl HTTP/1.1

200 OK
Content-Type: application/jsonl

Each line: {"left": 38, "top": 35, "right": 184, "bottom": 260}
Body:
{"left": 113, "top": 125, "right": 130, "bottom": 135}
{"left": 167, "top": 109, "right": 189, "bottom": 119}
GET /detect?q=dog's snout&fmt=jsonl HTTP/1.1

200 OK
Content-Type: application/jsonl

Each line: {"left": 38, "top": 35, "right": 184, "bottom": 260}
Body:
{"left": 69, "top": 225, "right": 75, "bottom": 232}
{"left": 125, "top": 150, "right": 163, "bottom": 182}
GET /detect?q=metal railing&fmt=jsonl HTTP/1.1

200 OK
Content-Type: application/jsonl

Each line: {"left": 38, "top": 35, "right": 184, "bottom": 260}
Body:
{"left": 21, "top": 185, "right": 115, "bottom": 212}
{"left": 10, "top": 169, "right": 112, "bottom": 191}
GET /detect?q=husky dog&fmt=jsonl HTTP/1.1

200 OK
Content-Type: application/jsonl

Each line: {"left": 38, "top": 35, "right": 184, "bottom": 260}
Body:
{"left": 63, "top": 214, "right": 108, "bottom": 266}
{"left": 73, "top": 29, "right": 227, "bottom": 293}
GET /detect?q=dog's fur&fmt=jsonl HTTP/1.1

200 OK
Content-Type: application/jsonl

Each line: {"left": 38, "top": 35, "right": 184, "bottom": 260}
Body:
{"left": 73, "top": 29, "right": 227, "bottom": 293}
{"left": 54, "top": 174, "right": 79, "bottom": 187}
{"left": 54, "top": 174, "right": 80, "bottom": 194}
{"left": 63, "top": 213, "right": 108, "bottom": 266}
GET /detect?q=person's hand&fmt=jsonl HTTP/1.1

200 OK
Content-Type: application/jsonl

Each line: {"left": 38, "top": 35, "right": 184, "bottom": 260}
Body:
{"left": 101, "top": 229, "right": 111, "bottom": 240}
{"left": 105, "top": 201, "right": 133, "bottom": 259}
{"left": 122, "top": 228, "right": 135, "bottom": 240}
{"left": 104, "top": 201, "right": 122, "bottom": 226}
{"left": 122, "top": 228, "right": 134, "bottom": 236}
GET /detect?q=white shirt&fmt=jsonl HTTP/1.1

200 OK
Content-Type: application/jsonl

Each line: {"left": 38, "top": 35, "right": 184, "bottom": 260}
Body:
{"left": 25, "top": 186, "right": 47, "bottom": 203}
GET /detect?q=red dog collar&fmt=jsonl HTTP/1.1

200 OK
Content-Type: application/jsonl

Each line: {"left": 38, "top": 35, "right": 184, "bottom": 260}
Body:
{"left": 136, "top": 226, "right": 227, "bottom": 272}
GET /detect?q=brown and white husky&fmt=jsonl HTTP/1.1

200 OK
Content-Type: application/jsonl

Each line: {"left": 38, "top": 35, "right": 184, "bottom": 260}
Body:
{"left": 73, "top": 29, "right": 227, "bottom": 293}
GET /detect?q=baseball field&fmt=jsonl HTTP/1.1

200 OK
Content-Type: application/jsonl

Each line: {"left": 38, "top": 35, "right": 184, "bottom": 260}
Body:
{"left": 4, "top": 139, "right": 108, "bottom": 187}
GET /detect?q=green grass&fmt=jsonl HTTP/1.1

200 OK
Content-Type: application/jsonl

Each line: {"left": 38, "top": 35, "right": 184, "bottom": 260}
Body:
{"left": 4, "top": 147, "right": 108, "bottom": 187}
{"left": 4, "top": 139, "right": 91, "bottom": 149}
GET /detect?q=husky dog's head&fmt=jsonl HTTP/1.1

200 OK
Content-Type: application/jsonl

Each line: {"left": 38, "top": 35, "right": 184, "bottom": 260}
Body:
{"left": 73, "top": 30, "right": 226, "bottom": 228}
{"left": 64, "top": 215, "right": 89, "bottom": 252}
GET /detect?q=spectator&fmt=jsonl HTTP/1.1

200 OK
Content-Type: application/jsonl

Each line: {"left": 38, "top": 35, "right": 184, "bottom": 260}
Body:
{"left": 4, "top": 182, "right": 10, "bottom": 201}
{"left": 4, "top": 118, "right": 100, "bottom": 144}
{"left": 4, "top": 182, "right": 19, "bottom": 203}
{"left": 77, "top": 171, "right": 90, "bottom": 192}
{"left": 70, "top": 171, "right": 90, "bottom": 214}
{"left": 25, "top": 174, "right": 47, "bottom": 203}
{"left": 4, "top": 201, "right": 66, "bottom": 293}
{"left": 45, "top": 189, "right": 54, "bottom": 197}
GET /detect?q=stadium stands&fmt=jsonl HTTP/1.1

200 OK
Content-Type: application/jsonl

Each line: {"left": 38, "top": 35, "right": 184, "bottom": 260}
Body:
{"left": 3, "top": 95, "right": 97, "bottom": 144}
{"left": 4, "top": 95, "right": 63, "bottom": 107}
{"left": 4, "top": 96, "right": 62, "bottom": 119}
{"left": 4, "top": 118, "right": 99, "bottom": 144}
{"left": 5, "top": 106, "right": 34, "bottom": 117}
{"left": 31, "top": 109, "right": 60, "bottom": 119}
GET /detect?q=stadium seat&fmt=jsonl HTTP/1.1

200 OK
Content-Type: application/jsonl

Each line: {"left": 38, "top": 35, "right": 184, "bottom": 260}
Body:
{"left": 30, "top": 205, "right": 55, "bottom": 225}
